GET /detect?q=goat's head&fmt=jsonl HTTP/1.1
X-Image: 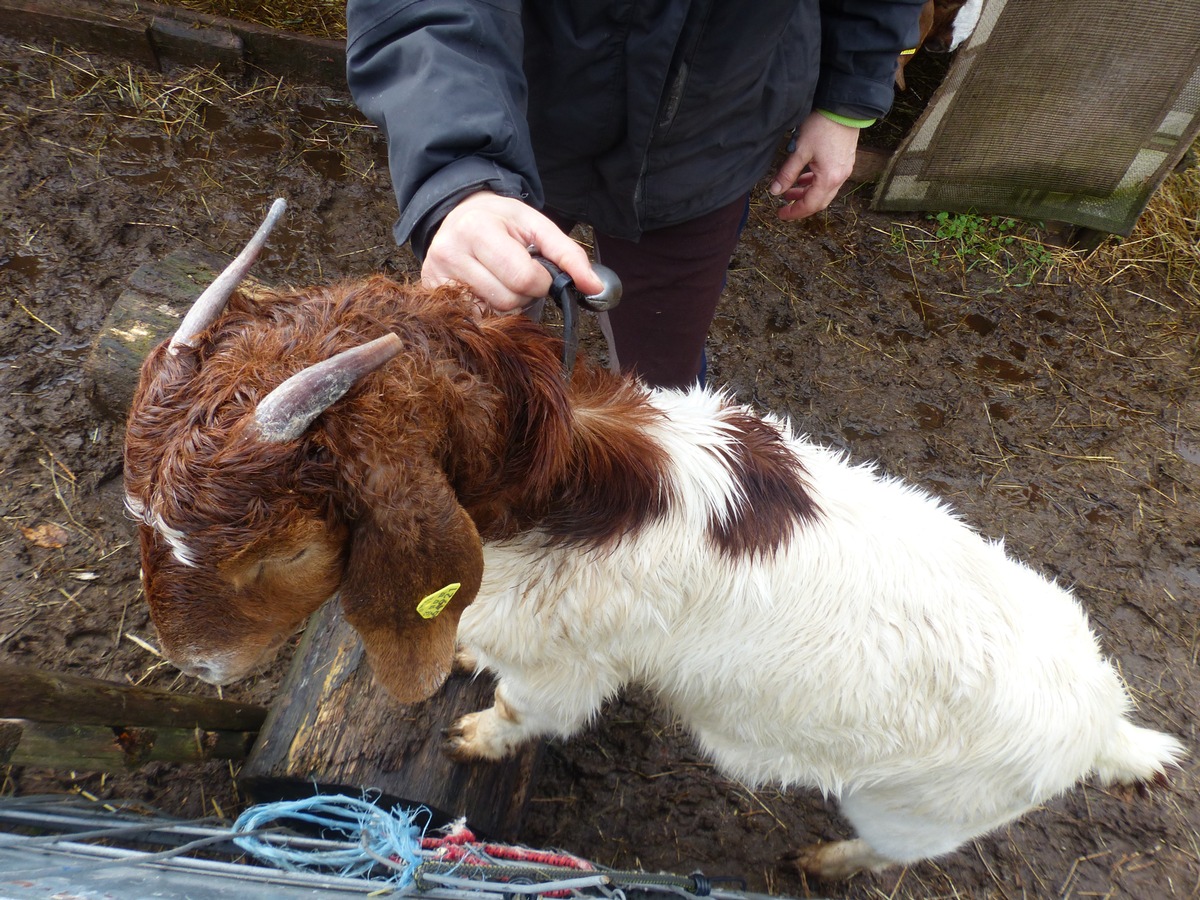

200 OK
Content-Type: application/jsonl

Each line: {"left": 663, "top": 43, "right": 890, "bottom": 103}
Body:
{"left": 123, "top": 200, "right": 485, "bottom": 704}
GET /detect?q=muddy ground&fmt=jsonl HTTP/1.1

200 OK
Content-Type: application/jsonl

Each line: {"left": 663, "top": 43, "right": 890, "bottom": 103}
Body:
{"left": 2, "top": 33, "right": 1198, "bottom": 900}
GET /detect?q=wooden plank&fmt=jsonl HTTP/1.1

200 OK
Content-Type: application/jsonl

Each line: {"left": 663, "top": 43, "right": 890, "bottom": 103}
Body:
{"left": 139, "top": 0, "right": 346, "bottom": 85}
{"left": 850, "top": 147, "right": 891, "bottom": 185}
{"left": 149, "top": 15, "right": 244, "bottom": 77}
{"left": 0, "top": 664, "right": 267, "bottom": 731}
{"left": 0, "top": 719, "right": 255, "bottom": 769}
{"left": 241, "top": 602, "right": 540, "bottom": 841}
{"left": 235, "top": 25, "right": 344, "bottom": 87}
{"left": 0, "top": 0, "right": 156, "bottom": 66}
{"left": 872, "top": 0, "right": 1200, "bottom": 235}
{"left": 0, "top": 0, "right": 347, "bottom": 87}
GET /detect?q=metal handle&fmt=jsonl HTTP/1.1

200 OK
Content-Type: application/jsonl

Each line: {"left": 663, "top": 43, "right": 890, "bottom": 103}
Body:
{"left": 531, "top": 256, "right": 622, "bottom": 312}
{"left": 578, "top": 263, "right": 622, "bottom": 311}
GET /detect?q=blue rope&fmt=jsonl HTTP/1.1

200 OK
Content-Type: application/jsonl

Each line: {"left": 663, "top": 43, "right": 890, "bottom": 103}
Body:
{"left": 231, "top": 793, "right": 430, "bottom": 886}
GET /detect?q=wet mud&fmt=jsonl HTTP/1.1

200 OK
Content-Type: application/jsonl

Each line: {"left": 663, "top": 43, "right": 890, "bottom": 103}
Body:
{"left": 2, "top": 35, "right": 1198, "bottom": 899}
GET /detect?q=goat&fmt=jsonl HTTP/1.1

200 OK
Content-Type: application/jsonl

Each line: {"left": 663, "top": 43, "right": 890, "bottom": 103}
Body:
{"left": 925, "top": 0, "right": 983, "bottom": 54}
{"left": 896, "top": 0, "right": 983, "bottom": 89}
{"left": 124, "top": 200, "right": 1183, "bottom": 880}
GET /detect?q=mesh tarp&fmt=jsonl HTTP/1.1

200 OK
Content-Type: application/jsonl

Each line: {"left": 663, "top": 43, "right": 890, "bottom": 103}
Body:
{"left": 874, "top": 0, "right": 1200, "bottom": 235}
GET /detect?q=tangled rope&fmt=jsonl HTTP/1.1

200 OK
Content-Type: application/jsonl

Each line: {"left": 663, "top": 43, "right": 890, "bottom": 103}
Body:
{"left": 231, "top": 793, "right": 428, "bottom": 887}
{"left": 231, "top": 792, "right": 731, "bottom": 897}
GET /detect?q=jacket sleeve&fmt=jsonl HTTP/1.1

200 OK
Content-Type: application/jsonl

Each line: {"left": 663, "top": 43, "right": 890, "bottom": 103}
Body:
{"left": 813, "top": 0, "right": 928, "bottom": 122}
{"left": 346, "top": 0, "right": 543, "bottom": 258}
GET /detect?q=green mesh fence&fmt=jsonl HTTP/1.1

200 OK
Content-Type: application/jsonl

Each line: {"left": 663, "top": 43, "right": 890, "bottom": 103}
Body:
{"left": 874, "top": 0, "right": 1200, "bottom": 235}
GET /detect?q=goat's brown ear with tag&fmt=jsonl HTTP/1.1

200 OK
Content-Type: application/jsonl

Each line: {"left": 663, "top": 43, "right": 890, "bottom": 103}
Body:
{"left": 339, "top": 468, "right": 484, "bottom": 705}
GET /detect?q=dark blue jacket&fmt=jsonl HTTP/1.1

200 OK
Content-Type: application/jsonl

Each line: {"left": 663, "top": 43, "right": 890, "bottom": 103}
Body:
{"left": 346, "top": 0, "right": 925, "bottom": 255}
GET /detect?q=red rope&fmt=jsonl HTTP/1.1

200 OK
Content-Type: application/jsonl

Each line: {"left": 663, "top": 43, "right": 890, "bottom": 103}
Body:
{"left": 413, "top": 822, "right": 597, "bottom": 896}
{"left": 423, "top": 840, "right": 595, "bottom": 870}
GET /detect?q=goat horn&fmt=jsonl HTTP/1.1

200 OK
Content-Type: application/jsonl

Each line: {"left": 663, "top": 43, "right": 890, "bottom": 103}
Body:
{"left": 254, "top": 333, "right": 404, "bottom": 443}
{"left": 169, "top": 198, "right": 288, "bottom": 353}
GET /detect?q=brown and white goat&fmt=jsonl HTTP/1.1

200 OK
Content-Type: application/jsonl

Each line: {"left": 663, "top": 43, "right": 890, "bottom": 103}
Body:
{"left": 895, "top": 0, "right": 983, "bottom": 88}
{"left": 125, "top": 201, "right": 1182, "bottom": 879}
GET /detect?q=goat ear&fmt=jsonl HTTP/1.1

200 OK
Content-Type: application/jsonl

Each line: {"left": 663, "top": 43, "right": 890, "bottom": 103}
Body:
{"left": 338, "top": 473, "right": 484, "bottom": 705}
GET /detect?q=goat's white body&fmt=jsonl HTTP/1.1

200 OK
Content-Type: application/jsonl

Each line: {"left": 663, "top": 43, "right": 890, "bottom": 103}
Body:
{"left": 457, "top": 388, "right": 1180, "bottom": 868}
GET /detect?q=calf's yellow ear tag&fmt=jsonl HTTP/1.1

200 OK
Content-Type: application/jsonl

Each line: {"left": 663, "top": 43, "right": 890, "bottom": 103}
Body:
{"left": 417, "top": 583, "right": 460, "bottom": 619}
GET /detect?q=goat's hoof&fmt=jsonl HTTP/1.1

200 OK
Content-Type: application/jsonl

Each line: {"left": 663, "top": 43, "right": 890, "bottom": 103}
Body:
{"left": 442, "top": 712, "right": 499, "bottom": 762}
{"left": 785, "top": 839, "right": 887, "bottom": 881}
{"left": 441, "top": 720, "right": 475, "bottom": 762}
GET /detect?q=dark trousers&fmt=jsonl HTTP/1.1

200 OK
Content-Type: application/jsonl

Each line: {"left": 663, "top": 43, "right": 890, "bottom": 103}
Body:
{"left": 547, "top": 192, "right": 750, "bottom": 389}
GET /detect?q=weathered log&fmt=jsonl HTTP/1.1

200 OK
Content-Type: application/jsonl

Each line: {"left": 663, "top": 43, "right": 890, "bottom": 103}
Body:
{"left": 84, "top": 249, "right": 227, "bottom": 419}
{"left": 240, "top": 602, "right": 540, "bottom": 840}
{"left": 85, "top": 249, "right": 277, "bottom": 418}
{"left": 0, "top": 0, "right": 348, "bottom": 86}
{"left": 0, "top": 664, "right": 266, "bottom": 732}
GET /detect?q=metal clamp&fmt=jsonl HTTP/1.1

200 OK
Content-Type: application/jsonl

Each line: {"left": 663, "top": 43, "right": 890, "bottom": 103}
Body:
{"left": 530, "top": 254, "right": 623, "bottom": 375}
{"left": 531, "top": 256, "right": 622, "bottom": 312}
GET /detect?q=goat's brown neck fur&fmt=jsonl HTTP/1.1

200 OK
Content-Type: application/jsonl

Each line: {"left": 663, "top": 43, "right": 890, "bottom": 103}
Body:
{"left": 123, "top": 275, "right": 677, "bottom": 700}
{"left": 129, "top": 275, "right": 671, "bottom": 550}
{"left": 240, "top": 276, "right": 673, "bottom": 546}
{"left": 460, "top": 349, "right": 672, "bottom": 544}
{"left": 375, "top": 282, "right": 672, "bottom": 544}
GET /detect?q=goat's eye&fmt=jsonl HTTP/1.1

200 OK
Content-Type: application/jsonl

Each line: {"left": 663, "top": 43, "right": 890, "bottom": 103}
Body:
{"left": 286, "top": 548, "right": 310, "bottom": 563}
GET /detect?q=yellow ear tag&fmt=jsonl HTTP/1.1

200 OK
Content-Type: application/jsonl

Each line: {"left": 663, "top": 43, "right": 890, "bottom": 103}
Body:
{"left": 417, "top": 583, "right": 460, "bottom": 619}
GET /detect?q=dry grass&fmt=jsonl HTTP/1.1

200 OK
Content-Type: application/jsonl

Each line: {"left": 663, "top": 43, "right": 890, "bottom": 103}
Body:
{"left": 17, "top": 43, "right": 237, "bottom": 136}
{"left": 1084, "top": 149, "right": 1200, "bottom": 302}
{"left": 176, "top": 0, "right": 347, "bottom": 38}
{"left": 883, "top": 142, "right": 1200, "bottom": 302}
{"left": 13, "top": 43, "right": 374, "bottom": 158}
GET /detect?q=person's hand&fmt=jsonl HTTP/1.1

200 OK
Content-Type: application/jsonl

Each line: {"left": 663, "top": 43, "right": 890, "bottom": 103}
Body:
{"left": 768, "top": 112, "right": 861, "bottom": 221}
{"left": 422, "top": 191, "right": 604, "bottom": 314}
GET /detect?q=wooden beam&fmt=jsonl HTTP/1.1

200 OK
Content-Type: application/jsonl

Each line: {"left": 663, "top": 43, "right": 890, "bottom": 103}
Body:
{"left": 0, "top": 719, "right": 256, "bottom": 769}
{"left": 0, "top": 0, "right": 347, "bottom": 87}
{"left": 240, "top": 603, "right": 539, "bottom": 840}
{"left": 850, "top": 147, "right": 892, "bottom": 185}
{"left": 0, "top": 664, "right": 266, "bottom": 732}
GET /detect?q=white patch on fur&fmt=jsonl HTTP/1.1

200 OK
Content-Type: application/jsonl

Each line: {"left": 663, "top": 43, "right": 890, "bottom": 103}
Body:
{"left": 179, "top": 646, "right": 241, "bottom": 684}
{"left": 454, "top": 385, "right": 1183, "bottom": 873}
{"left": 636, "top": 388, "right": 757, "bottom": 534}
{"left": 123, "top": 492, "right": 146, "bottom": 520}
{"left": 950, "top": 0, "right": 984, "bottom": 49}
{"left": 127, "top": 492, "right": 198, "bottom": 568}
{"left": 158, "top": 519, "right": 199, "bottom": 568}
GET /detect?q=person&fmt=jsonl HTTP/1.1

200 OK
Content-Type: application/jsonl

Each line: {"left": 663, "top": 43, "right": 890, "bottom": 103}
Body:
{"left": 346, "top": 1, "right": 926, "bottom": 388}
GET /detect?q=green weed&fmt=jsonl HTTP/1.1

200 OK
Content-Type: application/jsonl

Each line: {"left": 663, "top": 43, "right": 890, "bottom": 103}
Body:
{"left": 892, "top": 211, "right": 1055, "bottom": 286}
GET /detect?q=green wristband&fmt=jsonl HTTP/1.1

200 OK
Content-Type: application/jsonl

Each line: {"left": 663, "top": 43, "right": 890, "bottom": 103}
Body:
{"left": 816, "top": 109, "right": 876, "bottom": 129}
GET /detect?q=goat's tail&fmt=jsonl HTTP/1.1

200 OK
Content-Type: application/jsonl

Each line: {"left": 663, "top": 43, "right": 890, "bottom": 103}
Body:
{"left": 1093, "top": 721, "right": 1186, "bottom": 789}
